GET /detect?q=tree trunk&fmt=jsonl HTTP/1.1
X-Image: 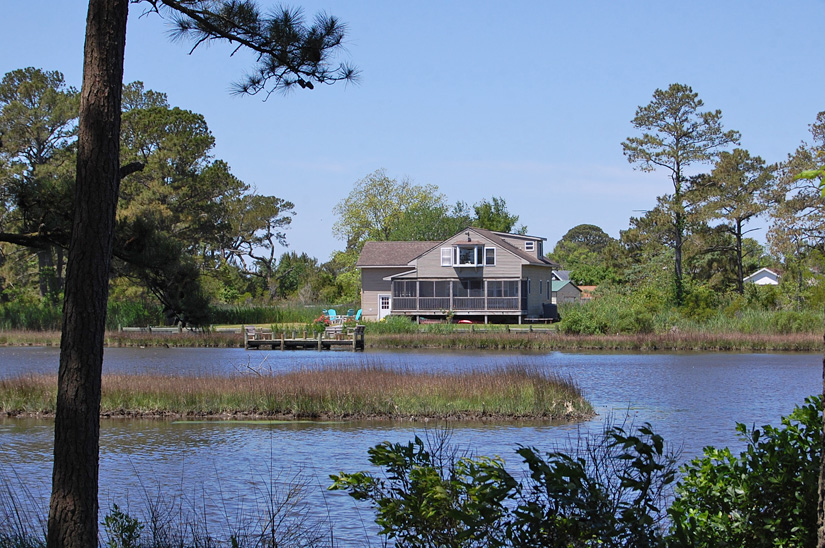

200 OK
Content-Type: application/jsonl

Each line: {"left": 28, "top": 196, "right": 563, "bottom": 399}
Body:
{"left": 37, "top": 249, "right": 52, "bottom": 299}
{"left": 673, "top": 209, "right": 684, "bottom": 306}
{"left": 735, "top": 220, "right": 744, "bottom": 295}
{"left": 47, "top": 1, "right": 128, "bottom": 547}
{"left": 819, "top": 339, "right": 825, "bottom": 547}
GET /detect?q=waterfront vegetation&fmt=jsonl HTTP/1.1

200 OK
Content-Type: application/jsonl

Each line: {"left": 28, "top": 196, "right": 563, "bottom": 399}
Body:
{"left": 0, "top": 298, "right": 821, "bottom": 352}
{"left": 0, "top": 364, "right": 591, "bottom": 421}
{"left": 1, "top": 396, "right": 818, "bottom": 547}
{"left": 331, "top": 396, "right": 821, "bottom": 548}
{"left": 0, "top": 325, "right": 818, "bottom": 352}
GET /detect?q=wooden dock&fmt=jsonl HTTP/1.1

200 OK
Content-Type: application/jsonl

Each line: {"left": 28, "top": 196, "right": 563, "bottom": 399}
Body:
{"left": 244, "top": 325, "right": 365, "bottom": 351}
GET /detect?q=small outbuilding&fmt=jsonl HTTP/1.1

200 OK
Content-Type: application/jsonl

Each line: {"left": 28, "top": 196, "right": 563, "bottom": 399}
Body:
{"left": 551, "top": 280, "right": 582, "bottom": 305}
{"left": 743, "top": 267, "right": 780, "bottom": 286}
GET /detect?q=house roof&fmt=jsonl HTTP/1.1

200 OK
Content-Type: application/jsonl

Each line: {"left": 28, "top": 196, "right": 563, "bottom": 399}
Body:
{"left": 553, "top": 270, "right": 571, "bottom": 281}
{"left": 743, "top": 267, "right": 780, "bottom": 282}
{"left": 355, "top": 227, "right": 558, "bottom": 269}
{"left": 356, "top": 241, "right": 439, "bottom": 267}
{"left": 552, "top": 280, "right": 581, "bottom": 292}
{"left": 468, "top": 227, "right": 557, "bottom": 267}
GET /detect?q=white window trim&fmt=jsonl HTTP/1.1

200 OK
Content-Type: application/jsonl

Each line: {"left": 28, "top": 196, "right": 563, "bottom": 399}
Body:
{"left": 453, "top": 245, "right": 481, "bottom": 267}
{"left": 525, "top": 241, "right": 535, "bottom": 252}
{"left": 441, "top": 247, "right": 452, "bottom": 266}
{"left": 485, "top": 247, "right": 496, "bottom": 266}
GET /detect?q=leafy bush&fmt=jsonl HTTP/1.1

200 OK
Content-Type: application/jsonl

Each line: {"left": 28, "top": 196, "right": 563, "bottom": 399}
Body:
{"left": 102, "top": 504, "right": 142, "bottom": 548}
{"left": 106, "top": 300, "right": 164, "bottom": 329}
{"left": 0, "top": 300, "right": 62, "bottom": 331}
{"left": 557, "top": 298, "right": 653, "bottom": 335}
{"left": 771, "top": 309, "right": 822, "bottom": 334}
{"left": 209, "top": 304, "right": 319, "bottom": 325}
{"left": 680, "top": 283, "right": 718, "bottom": 322}
{"left": 331, "top": 422, "right": 680, "bottom": 548}
{"left": 668, "top": 396, "right": 820, "bottom": 547}
{"left": 331, "top": 433, "right": 515, "bottom": 547}
{"left": 363, "top": 314, "right": 419, "bottom": 334}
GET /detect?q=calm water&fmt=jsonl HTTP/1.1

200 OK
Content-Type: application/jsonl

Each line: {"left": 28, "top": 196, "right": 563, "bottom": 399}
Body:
{"left": 0, "top": 347, "right": 819, "bottom": 544}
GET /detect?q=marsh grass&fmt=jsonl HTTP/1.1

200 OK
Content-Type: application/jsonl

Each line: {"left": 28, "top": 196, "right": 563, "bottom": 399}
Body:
{"left": 0, "top": 327, "right": 819, "bottom": 352}
{"left": 0, "top": 461, "right": 335, "bottom": 548}
{"left": 0, "top": 363, "right": 591, "bottom": 421}
{"left": 368, "top": 330, "right": 822, "bottom": 352}
{"left": 0, "top": 468, "right": 46, "bottom": 548}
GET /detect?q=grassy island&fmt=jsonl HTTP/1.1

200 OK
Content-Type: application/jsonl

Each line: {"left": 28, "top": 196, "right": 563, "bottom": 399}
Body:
{"left": 0, "top": 364, "right": 592, "bottom": 421}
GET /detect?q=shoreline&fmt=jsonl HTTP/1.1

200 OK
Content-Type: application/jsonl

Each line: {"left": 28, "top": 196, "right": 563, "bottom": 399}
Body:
{"left": 0, "top": 329, "right": 820, "bottom": 352}
{"left": 0, "top": 367, "right": 594, "bottom": 423}
{"left": 3, "top": 409, "right": 595, "bottom": 423}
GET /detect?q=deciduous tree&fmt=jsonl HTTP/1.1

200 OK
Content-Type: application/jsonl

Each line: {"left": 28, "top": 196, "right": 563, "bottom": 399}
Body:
{"left": 332, "top": 168, "right": 446, "bottom": 250}
{"left": 472, "top": 196, "right": 525, "bottom": 234}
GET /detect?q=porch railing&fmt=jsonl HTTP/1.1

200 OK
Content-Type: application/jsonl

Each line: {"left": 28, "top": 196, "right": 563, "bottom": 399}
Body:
{"left": 392, "top": 296, "right": 520, "bottom": 312}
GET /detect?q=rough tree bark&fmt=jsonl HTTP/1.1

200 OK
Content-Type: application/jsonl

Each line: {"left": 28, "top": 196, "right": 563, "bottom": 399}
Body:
{"left": 47, "top": 1, "right": 128, "bottom": 547}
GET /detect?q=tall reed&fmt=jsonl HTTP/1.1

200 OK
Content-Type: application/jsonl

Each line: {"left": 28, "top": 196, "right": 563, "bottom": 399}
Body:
{"left": 0, "top": 363, "right": 592, "bottom": 421}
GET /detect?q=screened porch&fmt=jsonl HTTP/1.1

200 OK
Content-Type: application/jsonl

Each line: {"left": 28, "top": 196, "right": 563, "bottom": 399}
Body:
{"left": 391, "top": 279, "right": 527, "bottom": 314}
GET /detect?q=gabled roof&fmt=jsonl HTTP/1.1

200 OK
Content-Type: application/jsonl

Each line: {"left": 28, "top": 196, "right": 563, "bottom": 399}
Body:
{"left": 356, "top": 241, "right": 439, "bottom": 267}
{"left": 355, "top": 227, "right": 557, "bottom": 269}
{"left": 552, "top": 280, "right": 581, "bottom": 292}
{"left": 743, "top": 267, "right": 780, "bottom": 282}
{"left": 466, "top": 227, "right": 556, "bottom": 267}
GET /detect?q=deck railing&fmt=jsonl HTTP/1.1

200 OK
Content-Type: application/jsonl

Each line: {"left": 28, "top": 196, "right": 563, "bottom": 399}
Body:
{"left": 392, "top": 296, "right": 520, "bottom": 312}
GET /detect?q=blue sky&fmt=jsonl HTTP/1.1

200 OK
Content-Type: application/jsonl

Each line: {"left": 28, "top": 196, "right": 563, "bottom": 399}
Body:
{"left": 3, "top": 1, "right": 825, "bottom": 260}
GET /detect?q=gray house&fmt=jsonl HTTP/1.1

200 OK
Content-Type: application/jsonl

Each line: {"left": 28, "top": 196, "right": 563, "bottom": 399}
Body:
{"left": 356, "top": 227, "right": 558, "bottom": 323}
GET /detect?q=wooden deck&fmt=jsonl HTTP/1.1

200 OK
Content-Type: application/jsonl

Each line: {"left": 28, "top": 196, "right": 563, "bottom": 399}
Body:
{"left": 244, "top": 325, "right": 365, "bottom": 351}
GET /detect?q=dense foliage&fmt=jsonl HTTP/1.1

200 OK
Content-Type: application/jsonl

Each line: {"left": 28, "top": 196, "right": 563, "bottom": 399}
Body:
{"left": 2, "top": 72, "right": 825, "bottom": 331}
{"left": 669, "top": 396, "right": 820, "bottom": 547}
{"left": 332, "top": 397, "right": 821, "bottom": 547}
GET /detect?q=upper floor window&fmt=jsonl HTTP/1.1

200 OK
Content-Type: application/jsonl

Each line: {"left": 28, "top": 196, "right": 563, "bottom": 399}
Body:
{"left": 441, "top": 245, "right": 495, "bottom": 267}
{"left": 456, "top": 246, "right": 479, "bottom": 266}
{"left": 485, "top": 247, "right": 496, "bottom": 266}
{"left": 441, "top": 247, "right": 452, "bottom": 266}
{"left": 524, "top": 241, "right": 535, "bottom": 252}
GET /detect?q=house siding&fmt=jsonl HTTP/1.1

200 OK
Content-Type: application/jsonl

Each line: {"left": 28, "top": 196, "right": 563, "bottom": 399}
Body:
{"left": 553, "top": 283, "right": 582, "bottom": 304}
{"left": 357, "top": 227, "right": 556, "bottom": 323}
{"left": 361, "top": 267, "right": 408, "bottom": 321}
{"left": 523, "top": 265, "right": 553, "bottom": 316}
{"left": 415, "top": 231, "right": 524, "bottom": 279}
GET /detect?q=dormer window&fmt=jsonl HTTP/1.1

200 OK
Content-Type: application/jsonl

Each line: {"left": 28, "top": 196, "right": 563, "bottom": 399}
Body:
{"left": 525, "top": 241, "right": 535, "bottom": 252}
{"left": 456, "top": 245, "right": 481, "bottom": 266}
{"left": 441, "top": 245, "right": 496, "bottom": 267}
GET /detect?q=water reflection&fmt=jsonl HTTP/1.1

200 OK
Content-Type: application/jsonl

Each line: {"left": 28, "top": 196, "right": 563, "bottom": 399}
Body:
{"left": 0, "top": 348, "right": 819, "bottom": 546}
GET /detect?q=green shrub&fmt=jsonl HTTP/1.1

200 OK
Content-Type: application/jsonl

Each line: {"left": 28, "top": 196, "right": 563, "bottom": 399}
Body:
{"left": 680, "top": 283, "right": 718, "bottom": 323}
{"left": 668, "top": 396, "right": 820, "bottom": 547}
{"left": 331, "top": 422, "right": 680, "bottom": 548}
{"left": 106, "top": 300, "right": 164, "bottom": 329}
{"left": 331, "top": 433, "right": 516, "bottom": 547}
{"left": 771, "top": 309, "right": 822, "bottom": 334}
{"left": 102, "top": 504, "right": 142, "bottom": 548}
{"left": 558, "top": 305, "right": 607, "bottom": 335}
{"left": 364, "top": 315, "right": 419, "bottom": 334}
{"left": 0, "top": 301, "right": 62, "bottom": 331}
